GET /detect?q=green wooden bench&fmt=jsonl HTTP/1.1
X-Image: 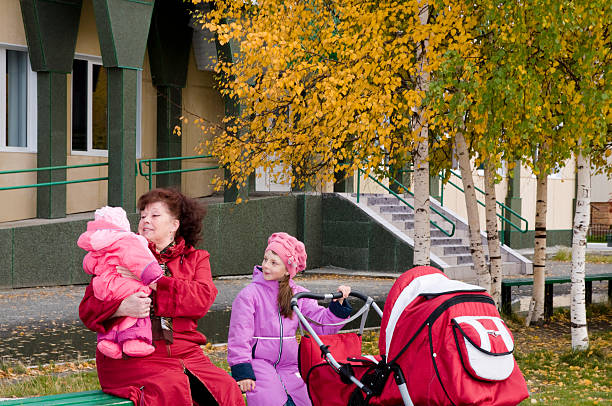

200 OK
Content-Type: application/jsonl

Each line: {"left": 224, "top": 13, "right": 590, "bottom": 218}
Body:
{"left": 501, "top": 273, "right": 612, "bottom": 317}
{"left": 0, "top": 390, "right": 131, "bottom": 405}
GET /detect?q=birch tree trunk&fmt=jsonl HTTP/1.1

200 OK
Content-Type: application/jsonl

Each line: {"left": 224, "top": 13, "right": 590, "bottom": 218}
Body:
{"left": 530, "top": 172, "right": 547, "bottom": 324}
{"left": 484, "top": 162, "right": 502, "bottom": 307}
{"left": 412, "top": 1, "right": 430, "bottom": 266}
{"left": 571, "top": 151, "right": 590, "bottom": 350}
{"left": 455, "top": 132, "right": 490, "bottom": 290}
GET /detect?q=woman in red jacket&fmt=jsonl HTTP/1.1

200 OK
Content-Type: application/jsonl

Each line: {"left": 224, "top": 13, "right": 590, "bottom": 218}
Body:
{"left": 79, "top": 188, "right": 244, "bottom": 406}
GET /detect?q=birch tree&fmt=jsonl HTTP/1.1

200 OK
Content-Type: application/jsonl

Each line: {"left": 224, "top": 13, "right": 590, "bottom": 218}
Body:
{"left": 484, "top": 162, "right": 502, "bottom": 305}
{"left": 571, "top": 150, "right": 590, "bottom": 350}
{"left": 412, "top": 1, "right": 431, "bottom": 266}
{"left": 455, "top": 132, "right": 490, "bottom": 290}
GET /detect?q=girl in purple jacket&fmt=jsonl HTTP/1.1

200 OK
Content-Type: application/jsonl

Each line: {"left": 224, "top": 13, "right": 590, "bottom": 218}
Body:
{"left": 227, "top": 232, "right": 352, "bottom": 406}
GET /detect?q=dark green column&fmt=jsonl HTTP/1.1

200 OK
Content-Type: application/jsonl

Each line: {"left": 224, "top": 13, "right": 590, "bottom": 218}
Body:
{"left": 92, "top": 0, "right": 154, "bottom": 212}
{"left": 36, "top": 73, "right": 68, "bottom": 218}
{"left": 155, "top": 86, "right": 183, "bottom": 188}
{"left": 147, "top": 0, "right": 192, "bottom": 189}
{"left": 19, "top": 0, "right": 82, "bottom": 218}
{"left": 504, "top": 163, "right": 522, "bottom": 247}
{"left": 106, "top": 68, "right": 138, "bottom": 210}
{"left": 215, "top": 31, "right": 249, "bottom": 202}
{"left": 429, "top": 174, "right": 441, "bottom": 202}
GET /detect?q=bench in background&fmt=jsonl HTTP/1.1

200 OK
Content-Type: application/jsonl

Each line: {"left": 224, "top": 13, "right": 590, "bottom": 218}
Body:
{"left": 501, "top": 273, "right": 612, "bottom": 317}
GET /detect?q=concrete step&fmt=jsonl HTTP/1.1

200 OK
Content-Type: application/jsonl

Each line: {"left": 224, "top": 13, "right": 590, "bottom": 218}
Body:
{"left": 391, "top": 213, "right": 413, "bottom": 221}
{"left": 443, "top": 262, "right": 525, "bottom": 283}
{"left": 366, "top": 196, "right": 411, "bottom": 206}
{"left": 440, "top": 253, "right": 475, "bottom": 265}
{"left": 431, "top": 237, "right": 464, "bottom": 246}
{"left": 379, "top": 205, "right": 413, "bottom": 213}
{"left": 442, "top": 245, "right": 471, "bottom": 255}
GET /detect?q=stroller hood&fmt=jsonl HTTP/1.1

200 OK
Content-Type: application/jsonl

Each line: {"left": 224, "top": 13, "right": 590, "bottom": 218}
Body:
{"left": 379, "top": 266, "right": 485, "bottom": 357}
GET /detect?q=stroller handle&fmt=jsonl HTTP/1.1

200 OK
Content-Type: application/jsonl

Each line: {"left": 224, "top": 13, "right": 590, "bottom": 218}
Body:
{"left": 291, "top": 290, "right": 370, "bottom": 306}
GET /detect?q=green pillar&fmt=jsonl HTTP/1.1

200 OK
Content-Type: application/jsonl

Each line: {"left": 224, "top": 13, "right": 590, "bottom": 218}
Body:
{"left": 36, "top": 73, "right": 68, "bottom": 218}
{"left": 429, "top": 174, "right": 441, "bottom": 202}
{"left": 154, "top": 86, "right": 183, "bottom": 188}
{"left": 106, "top": 68, "right": 138, "bottom": 210}
{"left": 147, "top": 0, "right": 192, "bottom": 189}
{"left": 215, "top": 28, "right": 248, "bottom": 202}
{"left": 504, "top": 164, "right": 522, "bottom": 247}
{"left": 92, "top": 0, "right": 154, "bottom": 211}
{"left": 19, "top": 0, "right": 82, "bottom": 218}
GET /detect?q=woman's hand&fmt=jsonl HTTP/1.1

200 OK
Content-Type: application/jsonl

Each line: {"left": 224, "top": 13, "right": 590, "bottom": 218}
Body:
{"left": 112, "top": 291, "right": 151, "bottom": 319}
{"left": 237, "top": 378, "right": 256, "bottom": 393}
{"left": 334, "top": 285, "right": 351, "bottom": 305}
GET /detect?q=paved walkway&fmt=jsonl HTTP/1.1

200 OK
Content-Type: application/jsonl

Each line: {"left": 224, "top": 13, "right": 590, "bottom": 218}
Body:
{"left": 0, "top": 244, "right": 609, "bottom": 366}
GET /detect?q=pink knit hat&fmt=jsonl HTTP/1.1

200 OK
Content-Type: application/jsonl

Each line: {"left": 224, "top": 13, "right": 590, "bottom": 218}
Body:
{"left": 94, "top": 206, "right": 131, "bottom": 232}
{"left": 265, "top": 232, "right": 307, "bottom": 278}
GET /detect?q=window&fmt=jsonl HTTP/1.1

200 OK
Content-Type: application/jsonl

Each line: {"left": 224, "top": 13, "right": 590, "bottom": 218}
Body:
{"left": 0, "top": 46, "right": 37, "bottom": 152}
{"left": 71, "top": 57, "right": 142, "bottom": 157}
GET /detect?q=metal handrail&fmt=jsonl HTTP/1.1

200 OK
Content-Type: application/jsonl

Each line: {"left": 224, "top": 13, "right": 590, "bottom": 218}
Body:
{"left": 0, "top": 162, "right": 109, "bottom": 191}
{"left": 356, "top": 168, "right": 456, "bottom": 237}
{"left": 441, "top": 169, "right": 528, "bottom": 233}
{"left": 138, "top": 155, "right": 220, "bottom": 190}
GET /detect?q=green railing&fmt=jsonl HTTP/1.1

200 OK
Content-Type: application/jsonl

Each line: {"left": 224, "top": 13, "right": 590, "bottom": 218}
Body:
{"left": 138, "top": 155, "right": 220, "bottom": 190}
{"left": 438, "top": 169, "right": 529, "bottom": 235}
{"left": 356, "top": 168, "right": 456, "bottom": 237}
{"left": 0, "top": 162, "right": 109, "bottom": 191}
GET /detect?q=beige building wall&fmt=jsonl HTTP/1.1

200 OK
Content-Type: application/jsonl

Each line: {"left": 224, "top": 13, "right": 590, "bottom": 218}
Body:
{"left": 592, "top": 155, "right": 612, "bottom": 203}
{"left": 0, "top": 1, "right": 35, "bottom": 222}
{"left": 0, "top": 0, "right": 226, "bottom": 222}
{"left": 0, "top": 1, "right": 27, "bottom": 46}
{"left": 180, "top": 49, "right": 224, "bottom": 198}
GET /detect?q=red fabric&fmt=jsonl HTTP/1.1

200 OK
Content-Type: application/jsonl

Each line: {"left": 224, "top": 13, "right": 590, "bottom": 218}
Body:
{"left": 298, "top": 332, "right": 362, "bottom": 380}
{"left": 372, "top": 266, "right": 529, "bottom": 406}
{"left": 299, "top": 333, "right": 381, "bottom": 406}
{"left": 79, "top": 241, "right": 243, "bottom": 406}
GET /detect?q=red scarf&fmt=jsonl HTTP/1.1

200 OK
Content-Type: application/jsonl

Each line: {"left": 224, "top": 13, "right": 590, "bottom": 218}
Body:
{"left": 148, "top": 237, "right": 187, "bottom": 264}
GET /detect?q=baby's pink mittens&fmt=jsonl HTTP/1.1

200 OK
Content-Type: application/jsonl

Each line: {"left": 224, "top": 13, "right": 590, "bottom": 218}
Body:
{"left": 122, "top": 339, "right": 155, "bottom": 357}
{"left": 98, "top": 340, "right": 122, "bottom": 359}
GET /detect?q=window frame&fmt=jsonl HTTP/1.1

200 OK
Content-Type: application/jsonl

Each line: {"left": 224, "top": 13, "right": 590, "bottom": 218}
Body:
{"left": 0, "top": 44, "right": 38, "bottom": 153}
{"left": 70, "top": 53, "right": 142, "bottom": 158}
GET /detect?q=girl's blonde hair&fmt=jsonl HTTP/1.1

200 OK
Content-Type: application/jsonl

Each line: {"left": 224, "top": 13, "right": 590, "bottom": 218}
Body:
{"left": 278, "top": 275, "right": 294, "bottom": 318}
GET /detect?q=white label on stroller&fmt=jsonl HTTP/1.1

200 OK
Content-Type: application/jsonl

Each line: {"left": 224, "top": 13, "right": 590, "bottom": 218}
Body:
{"left": 295, "top": 372, "right": 301, "bottom": 378}
{"left": 454, "top": 316, "right": 515, "bottom": 381}
{"left": 385, "top": 274, "right": 484, "bottom": 354}
{"left": 453, "top": 316, "right": 514, "bottom": 352}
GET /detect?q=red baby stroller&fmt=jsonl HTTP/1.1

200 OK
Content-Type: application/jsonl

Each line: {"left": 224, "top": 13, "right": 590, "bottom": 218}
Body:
{"left": 292, "top": 266, "right": 529, "bottom": 406}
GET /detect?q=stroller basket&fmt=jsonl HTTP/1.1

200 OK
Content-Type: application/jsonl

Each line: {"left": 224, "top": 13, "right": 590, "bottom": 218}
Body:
{"left": 291, "top": 291, "right": 413, "bottom": 406}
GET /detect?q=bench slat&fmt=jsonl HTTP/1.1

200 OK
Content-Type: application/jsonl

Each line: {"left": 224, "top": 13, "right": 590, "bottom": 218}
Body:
{"left": 502, "top": 273, "right": 612, "bottom": 286}
{"left": 0, "top": 390, "right": 131, "bottom": 405}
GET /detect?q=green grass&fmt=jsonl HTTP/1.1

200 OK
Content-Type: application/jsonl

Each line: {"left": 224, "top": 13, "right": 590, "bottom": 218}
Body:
{"left": 0, "top": 361, "right": 100, "bottom": 399}
{"left": 1, "top": 311, "right": 610, "bottom": 404}
{"left": 0, "top": 371, "right": 100, "bottom": 398}
{"left": 551, "top": 248, "right": 612, "bottom": 264}
{"left": 515, "top": 331, "right": 611, "bottom": 405}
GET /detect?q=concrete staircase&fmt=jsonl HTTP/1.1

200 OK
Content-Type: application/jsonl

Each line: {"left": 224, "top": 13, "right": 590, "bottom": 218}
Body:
{"left": 343, "top": 193, "right": 532, "bottom": 283}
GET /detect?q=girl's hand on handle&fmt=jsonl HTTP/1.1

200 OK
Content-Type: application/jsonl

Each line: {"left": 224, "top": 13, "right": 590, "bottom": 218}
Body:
{"left": 335, "top": 285, "right": 351, "bottom": 305}
{"left": 237, "top": 379, "right": 256, "bottom": 393}
{"left": 112, "top": 291, "right": 151, "bottom": 319}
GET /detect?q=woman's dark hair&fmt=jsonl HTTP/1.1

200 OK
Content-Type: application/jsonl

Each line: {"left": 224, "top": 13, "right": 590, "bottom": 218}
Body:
{"left": 137, "top": 188, "right": 207, "bottom": 248}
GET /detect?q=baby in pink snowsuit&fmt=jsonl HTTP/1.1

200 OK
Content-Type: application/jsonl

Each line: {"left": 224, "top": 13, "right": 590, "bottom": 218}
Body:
{"left": 77, "top": 206, "right": 163, "bottom": 359}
